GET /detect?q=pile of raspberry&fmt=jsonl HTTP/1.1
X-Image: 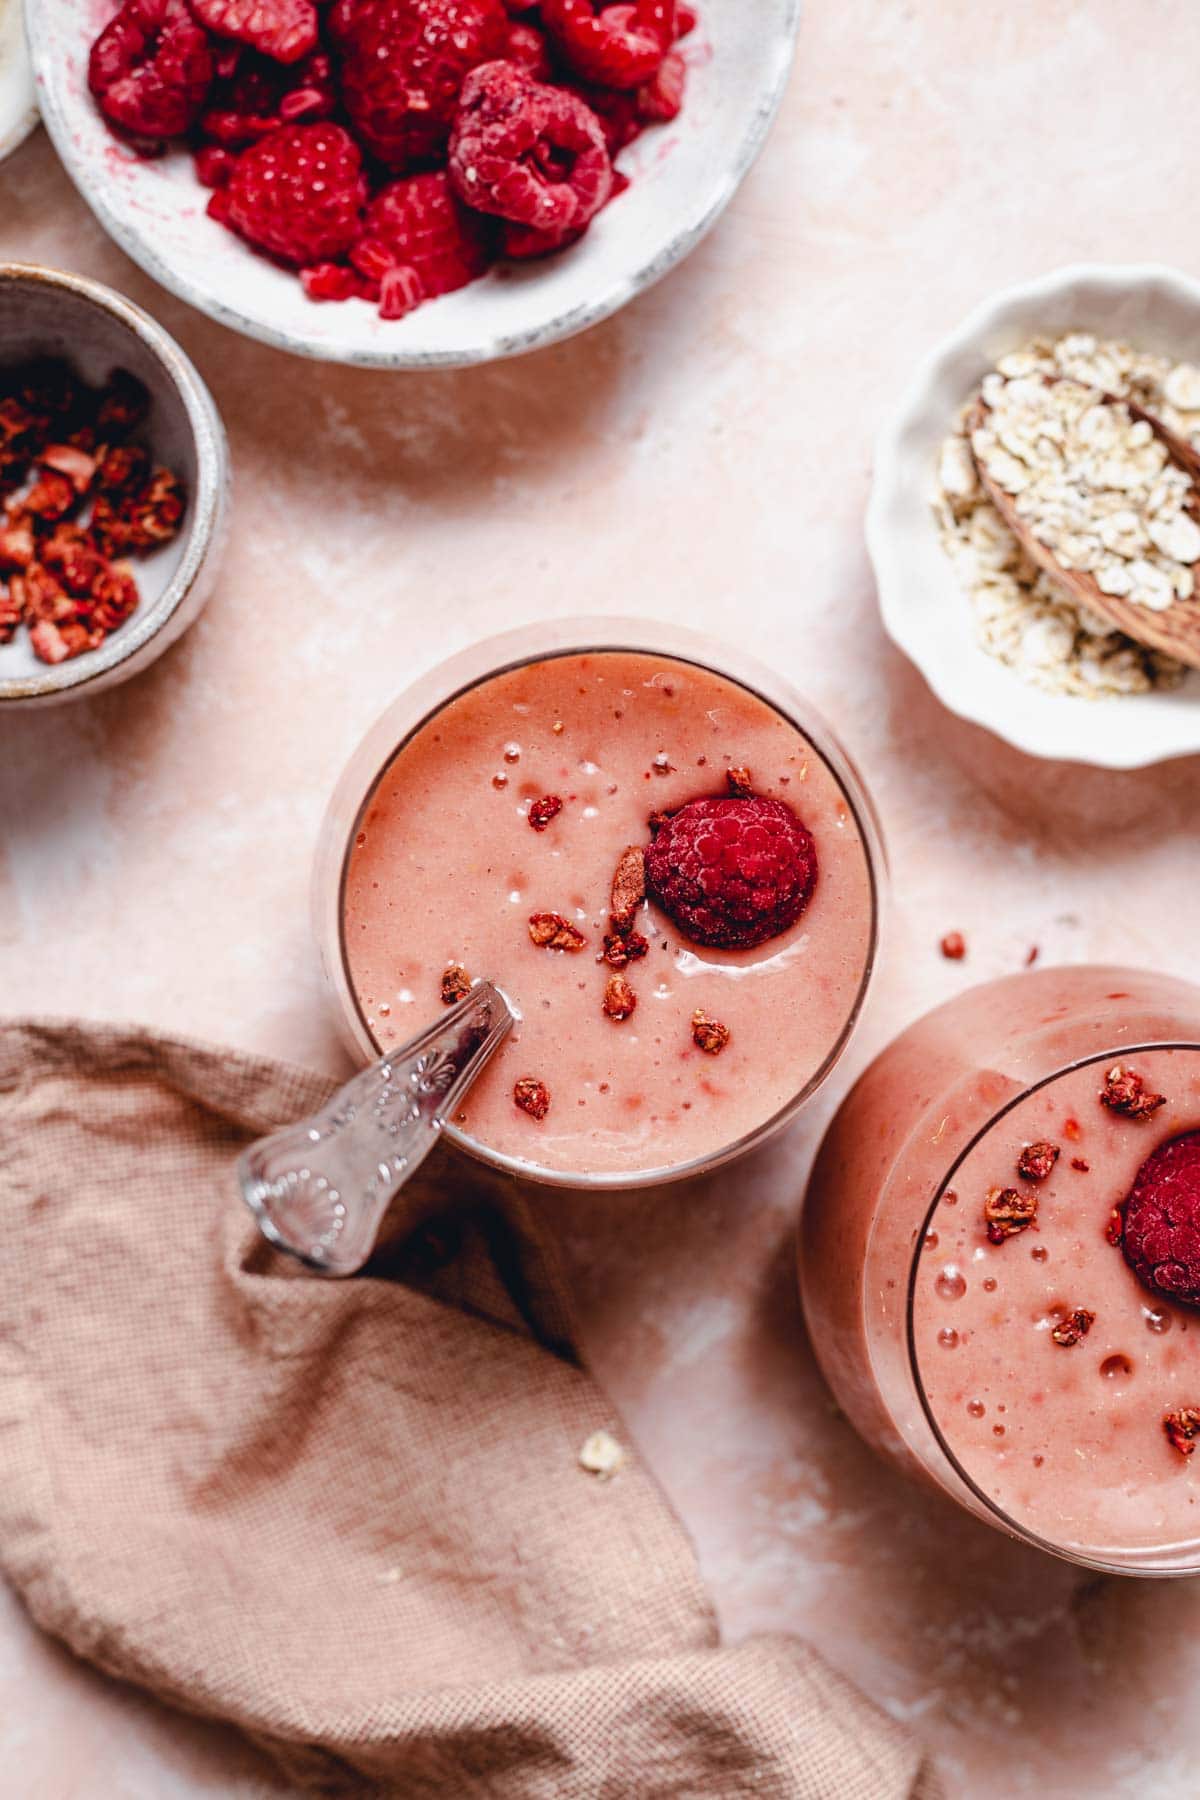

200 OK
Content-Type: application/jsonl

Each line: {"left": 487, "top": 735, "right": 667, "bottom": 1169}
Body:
{"left": 88, "top": 0, "right": 699, "bottom": 321}
{"left": 0, "top": 359, "right": 185, "bottom": 667}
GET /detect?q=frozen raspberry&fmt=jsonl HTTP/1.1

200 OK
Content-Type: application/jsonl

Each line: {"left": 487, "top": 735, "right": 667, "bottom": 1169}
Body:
{"left": 190, "top": 0, "right": 319, "bottom": 64}
{"left": 89, "top": 0, "right": 214, "bottom": 143}
{"left": 637, "top": 47, "right": 685, "bottom": 121}
{"left": 1119, "top": 1131, "right": 1200, "bottom": 1306}
{"left": 330, "top": 0, "right": 509, "bottom": 169}
{"left": 352, "top": 172, "right": 492, "bottom": 308}
{"left": 199, "top": 50, "right": 336, "bottom": 145}
{"left": 644, "top": 793, "right": 817, "bottom": 951}
{"left": 300, "top": 262, "right": 366, "bottom": 302}
{"left": 505, "top": 18, "right": 552, "bottom": 77}
{"left": 450, "top": 61, "right": 613, "bottom": 237}
{"left": 540, "top": 0, "right": 672, "bottom": 88}
{"left": 224, "top": 124, "right": 366, "bottom": 265}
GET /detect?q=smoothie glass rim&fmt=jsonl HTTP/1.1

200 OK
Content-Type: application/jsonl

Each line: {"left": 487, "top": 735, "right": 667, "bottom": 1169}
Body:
{"left": 316, "top": 616, "right": 887, "bottom": 1191}
{"left": 904, "top": 1034, "right": 1200, "bottom": 1577}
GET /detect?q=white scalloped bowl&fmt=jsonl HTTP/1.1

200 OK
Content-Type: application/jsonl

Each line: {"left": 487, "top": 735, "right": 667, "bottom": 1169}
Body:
{"left": 868, "top": 264, "right": 1200, "bottom": 770}
{"left": 27, "top": 0, "right": 800, "bottom": 369}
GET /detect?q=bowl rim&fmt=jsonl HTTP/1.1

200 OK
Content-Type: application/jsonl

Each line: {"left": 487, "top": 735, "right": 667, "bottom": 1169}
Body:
{"left": 0, "top": 260, "right": 229, "bottom": 705}
{"left": 867, "top": 260, "right": 1200, "bottom": 770}
{"left": 26, "top": 0, "right": 803, "bottom": 370}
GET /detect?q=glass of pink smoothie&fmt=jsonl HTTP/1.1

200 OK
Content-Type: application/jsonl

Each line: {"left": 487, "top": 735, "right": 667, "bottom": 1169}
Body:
{"left": 314, "top": 620, "right": 884, "bottom": 1189}
{"left": 800, "top": 965, "right": 1200, "bottom": 1574}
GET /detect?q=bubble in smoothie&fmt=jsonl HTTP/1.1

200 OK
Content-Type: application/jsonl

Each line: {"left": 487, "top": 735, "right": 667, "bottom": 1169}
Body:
{"left": 1143, "top": 1306, "right": 1172, "bottom": 1334}
{"left": 935, "top": 1266, "right": 967, "bottom": 1301}
{"left": 937, "top": 1328, "right": 959, "bottom": 1350}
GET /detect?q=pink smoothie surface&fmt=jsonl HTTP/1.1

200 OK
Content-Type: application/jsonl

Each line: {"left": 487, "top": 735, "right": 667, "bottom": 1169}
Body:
{"left": 914, "top": 1047, "right": 1200, "bottom": 1559}
{"left": 341, "top": 650, "right": 875, "bottom": 1177}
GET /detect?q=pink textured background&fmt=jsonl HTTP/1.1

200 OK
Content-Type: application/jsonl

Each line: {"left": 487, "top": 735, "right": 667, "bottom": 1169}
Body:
{"left": 5, "top": 2, "right": 1200, "bottom": 1792}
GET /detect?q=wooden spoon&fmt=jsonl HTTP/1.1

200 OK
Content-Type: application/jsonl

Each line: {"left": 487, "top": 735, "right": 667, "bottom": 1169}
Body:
{"left": 967, "top": 392, "right": 1200, "bottom": 671}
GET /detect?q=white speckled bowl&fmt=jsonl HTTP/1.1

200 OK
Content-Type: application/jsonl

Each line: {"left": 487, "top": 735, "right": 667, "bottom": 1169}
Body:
{"left": 0, "top": 263, "right": 229, "bottom": 708}
{"left": 869, "top": 264, "right": 1200, "bottom": 770}
{"left": 28, "top": 0, "right": 801, "bottom": 369}
{"left": 0, "top": 0, "right": 38, "bottom": 163}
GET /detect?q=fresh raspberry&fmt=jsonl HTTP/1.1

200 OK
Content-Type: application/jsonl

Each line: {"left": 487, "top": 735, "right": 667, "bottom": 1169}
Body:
{"left": 637, "top": 47, "right": 684, "bottom": 122}
{"left": 540, "top": 0, "right": 672, "bottom": 88}
{"left": 352, "top": 172, "right": 492, "bottom": 307}
{"left": 1119, "top": 1132, "right": 1200, "bottom": 1306}
{"left": 505, "top": 18, "right": 552, "bottom": 76}
{"left": 449, "top": 61, "right": 612, "bottom": 236}
{"left": 199, "top": 50, "right": 336, "bottom": 145}
{"left": 645, "top": 793, "right": 818, "bottom": 951}
{"left": 330, "top": 0, "right": 509, "bottom": 170}
{"left": 224, "top": 124, "right": 366, "bottom": 265}
{"left": 190, "top": 0, "right": 319, "bottom": 63}
{"left": 299, "top": 262, "right": 367, "bottom": 302}
{"left": 88, "top": 0, "right": 213, "bottom": 143}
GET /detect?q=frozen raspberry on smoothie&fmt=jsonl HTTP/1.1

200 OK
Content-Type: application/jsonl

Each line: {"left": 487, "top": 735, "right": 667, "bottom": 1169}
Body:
{"left": 645, "top": 793, "right": 817, "bottom": 951}
{"left": 1119, "top": 1130, "right": 1200, "bottom": 1306}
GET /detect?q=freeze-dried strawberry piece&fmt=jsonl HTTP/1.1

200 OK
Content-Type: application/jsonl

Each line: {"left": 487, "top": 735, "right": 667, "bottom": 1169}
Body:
{"left": 88, "top": 0, "right": 214, "bottom": 142}
{"left": 40, "top": 525, "right": 107, "bottom": 597}
{"left": 199, "top": 49, "right": 336, "bottom": 144}
{"left": 22, "top": 470, "right": 76, "bottom": 521}
{"left": 28, "top": 619, "right": 88, "bottom": 665}
{"left": 94, "top": 468, "right": 186, "bottom": 554}
{"left": 984, "top": 1185, "right": 1037, "bottom": 1244}
{"left": 0, "top": 586, "right": 19, "bottom": 643}
{"left": 1017, "top": 1140, "right": 1060, "bottom": 1184}
{"left": 95, "top": 444, "right": 151, "bottom": 496}
{"left": 13, "top": 564, "right": 74, "bottom": 625}
{"left": 441, "top": 963, "right": 472, "bottom": 1004}
{"left": 330, "top": 0, "right": 509, "bottom": 170}
{"left": 1050, "top": 1308, "right": 1094, "bottom": 1347}
{"left": 40, "top": 444, "right": 98, "bottom": 494}
{"left": 354, "top": 172, "right": 492, "bottom": 307}
{"left": 528, "top": 793, "right": 563, "bottom": 831}
{"left": 1120, "top": 1131, "right": 1200, "bottom": 1306}
{"left": 645, "top": 793, "right": 817, "bottom": 951}
{"left": 1165, "top": 1408, "right": 1200, "bottom": 1456}
{"left": 190, "top": 0, "right": 319, "bottom": 65}
{"left": 601, "top": 929, "right": 648, "bottom": 969}
{"left": 691, "top": 1009, "right": 729, "bottom": 1055}
{"left": 0, "top": 517, "right": 34, "bottom": 571}
{"left": 90, "top": 564, "right": 140, "bottom": 632}
{"left": 514, "top": 1076, "right": 551, "bottom": 1120}
{"left": 603, "top": 974, "right": 637, "bottom": 1021}
{"left": 224, "top": 123, "right": 366, "bottom": 266}
{"left": 449, "top": 60, "right": 613, "bottom": 236}
{"left": 528, "top": 911, "right": 587, "bottom": 951}
{"left": 541, "top": 0, "right": 671, "bottom": 87}
{"left": 1100, "top": 1064, "right": 1166, "bottom": 1121}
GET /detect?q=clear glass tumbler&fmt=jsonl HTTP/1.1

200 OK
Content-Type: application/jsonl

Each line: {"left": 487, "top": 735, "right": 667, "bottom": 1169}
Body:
{"left": 312, "top": 617, "right": 886, "bottom": 1190}
{"left": 800, "top": 964, "right": 1200, "bottom": 1575}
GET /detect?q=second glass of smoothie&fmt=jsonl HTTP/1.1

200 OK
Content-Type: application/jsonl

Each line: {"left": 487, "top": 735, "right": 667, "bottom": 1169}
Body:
{"left": 315, "top": 621, "right": 884, "bottom": 1187}
{"left": 801, "top": 964, "right": 1200, "bottom": 1574}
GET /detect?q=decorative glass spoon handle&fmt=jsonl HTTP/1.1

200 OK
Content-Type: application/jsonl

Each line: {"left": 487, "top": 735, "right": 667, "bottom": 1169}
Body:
{"left": 238, "top": 982, "right": 515, "bottom": 1277}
